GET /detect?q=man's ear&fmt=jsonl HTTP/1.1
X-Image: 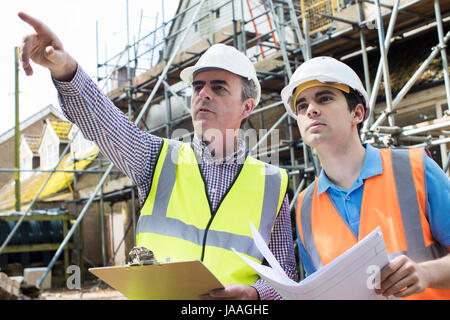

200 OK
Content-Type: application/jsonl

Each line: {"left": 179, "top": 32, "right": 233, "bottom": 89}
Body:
{"left": 241, "top": 98, "right": 255, "bottom": 119}
{"left": 352, "top": 103, "right": 365, "bottom": 126}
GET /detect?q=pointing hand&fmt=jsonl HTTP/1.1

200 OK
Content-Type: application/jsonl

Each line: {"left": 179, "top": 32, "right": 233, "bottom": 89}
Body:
{"left": 18, "top": 11, "right": 77, "bottom": 81}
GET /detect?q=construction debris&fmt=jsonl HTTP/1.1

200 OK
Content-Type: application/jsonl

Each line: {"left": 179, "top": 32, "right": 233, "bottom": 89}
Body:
{"left": 0, "top": 272, "right": 43, "bottom": 300}
{"left": 19, "top": 281, "right": 41, "bottom": 300}
{"left": 0, "top": 272, "right": 20, "bottom": 300}
{"left": 127, "top": 246, "right": 159, "bottom": 266}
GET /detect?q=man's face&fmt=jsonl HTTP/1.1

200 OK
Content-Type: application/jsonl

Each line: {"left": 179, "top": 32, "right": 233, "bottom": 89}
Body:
{"left": 295, "top": 86, "right": 355, "bottom": 148}
{"left": 191, "top": 69, "right": 253, "bottom": 141}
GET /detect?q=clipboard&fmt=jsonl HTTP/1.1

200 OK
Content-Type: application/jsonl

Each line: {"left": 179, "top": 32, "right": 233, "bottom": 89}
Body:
{"left": 89, "top": 260, "right": 224, "bottom": 300}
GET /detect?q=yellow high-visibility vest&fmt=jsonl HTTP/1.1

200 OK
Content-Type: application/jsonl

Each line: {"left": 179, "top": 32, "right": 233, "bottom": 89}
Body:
{"left": 136, "top": 139, "right": 288, "bottom": 285}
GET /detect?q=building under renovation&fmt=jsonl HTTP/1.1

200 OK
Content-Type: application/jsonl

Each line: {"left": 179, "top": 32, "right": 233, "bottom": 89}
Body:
{"left": 0, "top": 0, "right": 449, "bottom": 296}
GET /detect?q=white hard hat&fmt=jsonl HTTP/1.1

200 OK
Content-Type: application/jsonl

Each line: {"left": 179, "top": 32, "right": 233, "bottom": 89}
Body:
{"left": 281, "top": 56, "right": 369, "bottom": 119}
{"left": 180, "top": 43, "right": 261, "bottom": 106}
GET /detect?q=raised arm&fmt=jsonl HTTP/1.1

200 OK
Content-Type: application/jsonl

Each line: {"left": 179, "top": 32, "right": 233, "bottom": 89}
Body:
{"left": 18, "top": 12, "right": 163, "bottom": 205}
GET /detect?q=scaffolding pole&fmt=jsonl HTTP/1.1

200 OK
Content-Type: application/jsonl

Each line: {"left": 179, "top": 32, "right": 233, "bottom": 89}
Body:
{"left": 434, "top": 0, "right": 450, "bottom": 105}
{"left": 14, "top": 47, "right": 20, "bottom": 212}
{"left": 362, "top": 0, "right": 400, "bottom": 138}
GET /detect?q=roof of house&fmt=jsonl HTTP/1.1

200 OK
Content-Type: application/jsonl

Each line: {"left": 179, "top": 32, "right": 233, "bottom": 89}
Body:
{"left": 0, "top": 147, "right": 99, "bottom": 213}
{"left": 49, "top": 120, "right": 72, "bottom": 142}
{"left": 0, "top": 104, "right": 66, "bottom": 145}
{"left": 22, "top": 135, "right": 41, "bottom": 155}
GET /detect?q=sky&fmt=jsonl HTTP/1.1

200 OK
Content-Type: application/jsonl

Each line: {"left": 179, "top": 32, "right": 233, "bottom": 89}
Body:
{"left": 0, "top": 0, "right": 179, "bottom": 135}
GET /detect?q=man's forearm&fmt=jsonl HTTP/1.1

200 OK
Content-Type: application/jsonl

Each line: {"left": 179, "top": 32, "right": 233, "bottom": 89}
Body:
{"left": 53, "top": 64, "right": 162, "bottom": 191}
{"left": 421, "top": 253, "right": 450, "bottom": 290}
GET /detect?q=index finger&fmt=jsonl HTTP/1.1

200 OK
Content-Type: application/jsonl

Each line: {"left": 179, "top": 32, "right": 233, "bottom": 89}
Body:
{"left": 18, "top": 11, "right": 50, "bottom": 34}
{"left": 380, "top": 255, "right": 407, "bottom": 282}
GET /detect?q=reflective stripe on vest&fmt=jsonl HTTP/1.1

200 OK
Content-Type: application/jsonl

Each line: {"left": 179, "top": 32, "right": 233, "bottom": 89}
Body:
{"left": 300, "top": 182, "right": 323, "bottom": 269}
{"left": 136, "top": 139, "right": 288, "bottom": 284}
{"left": 390, "top": 149, "right": 448, "bottom": 265}
{"left": 297, "top": 147, "right": 449, "bottom": 299}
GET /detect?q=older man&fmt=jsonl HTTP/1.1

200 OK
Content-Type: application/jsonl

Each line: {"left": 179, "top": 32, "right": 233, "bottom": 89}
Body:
{"left": 18, "top": 12, "right": 297, "bottom": 300}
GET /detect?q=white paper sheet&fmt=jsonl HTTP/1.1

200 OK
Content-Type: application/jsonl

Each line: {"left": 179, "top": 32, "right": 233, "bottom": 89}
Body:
{"left": 233, "top": 223, "right": 397, "bottom": 300}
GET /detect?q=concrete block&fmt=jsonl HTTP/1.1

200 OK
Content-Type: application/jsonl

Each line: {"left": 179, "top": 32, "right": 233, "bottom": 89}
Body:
{"left": 23, "top": 268, "right": 51, "bottom": 289}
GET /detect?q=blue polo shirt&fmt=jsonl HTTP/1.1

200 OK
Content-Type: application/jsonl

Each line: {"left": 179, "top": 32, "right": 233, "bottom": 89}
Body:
{"left": 297, "top": 143, "right": 450, "bottom": 276}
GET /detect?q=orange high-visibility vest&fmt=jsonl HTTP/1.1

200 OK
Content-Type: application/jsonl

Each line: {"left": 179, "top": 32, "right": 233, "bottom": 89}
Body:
{"left": 296, "top": 147, "right": 450, "bottom": 300}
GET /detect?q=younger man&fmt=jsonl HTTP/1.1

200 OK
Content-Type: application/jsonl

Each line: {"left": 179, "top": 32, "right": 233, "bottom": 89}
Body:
{"left": 281, "top": 56, "right": 450, "bottom": 299}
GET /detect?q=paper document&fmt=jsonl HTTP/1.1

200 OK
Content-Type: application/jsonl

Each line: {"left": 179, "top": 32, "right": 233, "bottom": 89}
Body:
{"left": 234, "top": 223, "right": 395, "bottom": 300}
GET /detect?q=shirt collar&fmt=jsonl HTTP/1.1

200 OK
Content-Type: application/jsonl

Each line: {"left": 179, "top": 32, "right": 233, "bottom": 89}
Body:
{"left": 192, "top": 134, "right": 246, "bottom": 164}
{"left": 317, "top": 143, "right": 383, "bottom": 195}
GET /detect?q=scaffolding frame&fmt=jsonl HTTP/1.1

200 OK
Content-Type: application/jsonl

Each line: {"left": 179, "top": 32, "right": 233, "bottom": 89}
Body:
{"left": 1, "top": 0, "right": 449, "bottom": 286}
